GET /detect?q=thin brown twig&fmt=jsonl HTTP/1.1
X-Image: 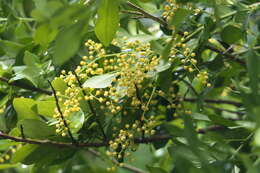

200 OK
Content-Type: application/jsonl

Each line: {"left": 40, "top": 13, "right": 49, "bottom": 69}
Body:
{"left": 48, "top": 80, "right": 77, "bottom": 144}
{"left": 0, "top": 76, "right": 52, "bottom": 95}
{"left": 0, "top": 125, "right": 226, "bottom": 148}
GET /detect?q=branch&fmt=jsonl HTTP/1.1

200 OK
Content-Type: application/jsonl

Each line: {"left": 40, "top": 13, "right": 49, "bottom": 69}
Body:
{"left": 126, "top": 1, "right": 167, "bottom": 27}
{"left": 0, "top": 76, "right": 52, "bottom": 95}
{"left": 48, "top": 81, "right": 77, "bottom": 144}
{"left": 0, "top": 126, "right": 226, "bottom": 148}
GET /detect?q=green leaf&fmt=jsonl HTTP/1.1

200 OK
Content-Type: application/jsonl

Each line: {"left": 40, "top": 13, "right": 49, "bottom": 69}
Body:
{"left": 53, "top": 22, "right": 86, "bottom": 65}
{"left": 37, "top": 100, "right": 56, "bottom": 117}
{"left": 11, "top": 66, "right": 41, "bottom": 87}
{"left": 94, "top": 0, "right": 119, "bottom": 46}
{"left": 207, "top": 113, "right": 237, "bottom": 127}
{"left": 158, "top": 68, "right": 172, "bottom": 93}
{"left": 161, "top": 40, "right": 173, "bottom": 61}
{"left": 221, "top": 25, "right": 243, "bottom": 44}
{"left": 51, "top": 78, "right": 67, "bottom": 94}
{"left": 13, "top": 98, "right": 38, "bottom": 120}
{"left": 23, "top": 51, "right": 40, "bottom": 66}
{"left": 169, "top": 8, "right": 191, "bottom": 30}
{"left": 0, "top": 164, "right": 19, "bottom": 169}
{"left": 34, "top": 24, "right": 57, "bottom": 47}
{"left": 17, "top": 119, "right": 55, "bottom": 139}
{"left": 83, "top": 73, "right": 118, "bottom": 88}
{"left": 67, "top": 109, "right": 85, "bottom": 133}
{"left": 11, "top": 144, "right": 39, "bottom": 164}
{"left": 147, "top": 166, "right": 167, "bottom": 173}
{"left": 0, "top": 40, "right": 23, "bottom": 58}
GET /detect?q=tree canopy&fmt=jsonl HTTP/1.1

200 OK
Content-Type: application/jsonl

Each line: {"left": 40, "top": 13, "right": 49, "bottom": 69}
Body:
{"left": 0, "top": 0, "right": 260, "bottom": 173}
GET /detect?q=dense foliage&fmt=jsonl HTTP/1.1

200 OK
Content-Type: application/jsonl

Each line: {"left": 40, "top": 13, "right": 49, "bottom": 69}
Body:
{"left": 0, "top": 0, "right": 259, "bottom": 172}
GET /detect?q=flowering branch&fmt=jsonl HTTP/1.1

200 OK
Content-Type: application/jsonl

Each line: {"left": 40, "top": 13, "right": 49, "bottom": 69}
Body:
{"left": 48, "top": 81, "right": 77, "bottom": 144}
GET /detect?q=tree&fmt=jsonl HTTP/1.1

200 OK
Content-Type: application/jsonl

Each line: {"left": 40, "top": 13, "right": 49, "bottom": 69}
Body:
{"left": 0, "top": 0, "right": 259, "bottom": 172}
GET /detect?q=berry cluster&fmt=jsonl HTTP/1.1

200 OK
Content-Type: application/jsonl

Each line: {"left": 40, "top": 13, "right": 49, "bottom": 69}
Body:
{"left": 106, "top": 116, "right": 157, "bottom": 170}
{"left": 0, "top": 144, "right": 22, "bottom": 163}
{"left": 162, "top": 0, "right": 201, "bottom": 22}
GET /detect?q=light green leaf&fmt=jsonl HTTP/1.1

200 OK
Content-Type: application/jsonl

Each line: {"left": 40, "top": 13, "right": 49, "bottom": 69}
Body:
{"left": 51, "top": 78, "right": 67, "bottom": 94}
{"left": 34, "top": 24, "right": 57, "bottom": 47}
{"left": 0, "top": 164, "right": 19, "bottom": 170}
{"left": 83, "top": 73, "right": 118, "bottom": 88}
{"left": 68, "top": 109, "right": 85, "bottom": 133}
{"left": 18, "top": 119, "right": 55, "bottom": 139}
{"left": 23, "top": 51, "right": 40, "bottom": 66}
{"left": 11, "top": 66, "right": 41, "bottom": 87}
{"left": 94, "top": 0, "right": 119, "bottom": 46}
{"left": 0, "top": 40, "right": 23, "bottom": 58}
{"left": 13, "top": 98, "right": 38, "bottom": 120}
{"left": 37, "top": 100, "right": 56, "bottom": 117}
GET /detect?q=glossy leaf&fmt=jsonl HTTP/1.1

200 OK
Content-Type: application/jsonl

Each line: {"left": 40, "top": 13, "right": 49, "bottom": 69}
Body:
{"left": 94, "top": 0, "right": 119, "bottom": 46}
{"left": 13, "top": 98, "right": 38, "bottom": 120}
{"left": 83, "top": 73, "right": 118, "bottom": 88}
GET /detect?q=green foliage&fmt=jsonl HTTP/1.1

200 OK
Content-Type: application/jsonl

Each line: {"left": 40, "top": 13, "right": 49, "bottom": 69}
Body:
{"left": 95, "top": 0, "right": 120, "bottom": 46}
{"left": 0, "top": 0, "right": 259, "bottom": 173}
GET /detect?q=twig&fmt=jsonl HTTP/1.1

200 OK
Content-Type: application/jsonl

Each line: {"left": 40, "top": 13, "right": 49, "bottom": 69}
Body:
{"left": 48, "top": 80, "right": 77, "bottom": 144}
{"left": 72, "top": 72, "right": 107, "bottom": 141}
{"left": 20, "top": 125, "right": 25, "bottom": 139}
{"left": 0, "top": 125, "right": 226, "bottom": 148}
{"left": 126, "top": 1, "right": 167, "bottom": 27}
{"left": 0, "top": 76, "right": 52, "bottom": 95}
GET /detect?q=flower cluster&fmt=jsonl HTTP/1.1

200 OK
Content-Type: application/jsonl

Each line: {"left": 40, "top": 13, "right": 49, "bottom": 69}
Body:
{"left": 162, "top": 0, "right": 201, "bottom": 22}
{"left": 167, "top": 36, "right": 211, "bottom": 88}
{"left": 106, "top": 116, "right": 157, "bottom": 170}
{"left": 0, "top": 144, "right": 22, "bottom": 163}
{"left": 52, "top": 39, "right": 160, "bottom": 136}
